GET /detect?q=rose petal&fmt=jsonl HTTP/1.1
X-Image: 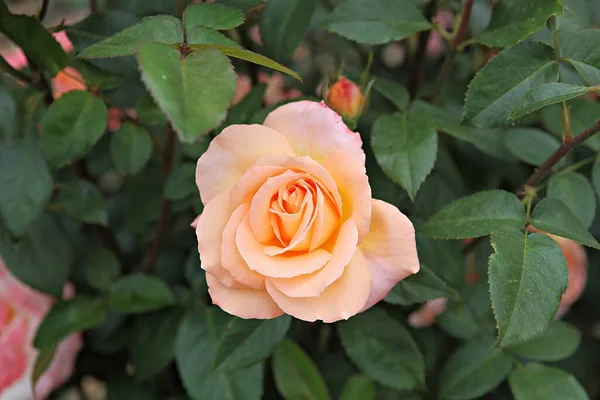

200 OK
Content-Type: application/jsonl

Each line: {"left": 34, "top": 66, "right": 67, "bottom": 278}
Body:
{"left": 266, "top": 248, "right": 371, "bottom": 322}
{"left": 206, "top": 273, "right": 283, "bottom": 319}
{"left": 360, "top": 199, "right": 420, "bottom": 310}
{"left": 195, "top": 124, "right": 294, "bottom": 205}
{"left": 263, "top": 101, "right": 365, "bottom": 164}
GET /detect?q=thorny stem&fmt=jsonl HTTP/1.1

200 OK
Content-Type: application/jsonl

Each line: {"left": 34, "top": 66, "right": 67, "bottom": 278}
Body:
{"left": 37, "top": 0, "right": 50, "bottom": 21}
{"left": 407, "top": 0, "right": 438, "bottom": 98}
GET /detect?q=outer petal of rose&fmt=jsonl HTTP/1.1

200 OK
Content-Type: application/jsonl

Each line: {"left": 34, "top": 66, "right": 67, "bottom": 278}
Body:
{"left": 236, "top": 214, "right": 332, "bottom": 278}
{"left": 360, "top": 199, "right": 420, "bottom": 310}
{"left": 195, "top": 191, "right": 242, "bottom": 288}
{"left": 35, "top": 333, "right": 83, "bottom": 400}
{"left": 221, "top": 203, "right": 265, "bottom": 289}
{"left": 190, "top": 214, "right": 201, "bottom": 229}
{"left": 555, "top": 237, "right": 588, "bottom": 318}
{"left": 269, "top": 219, "right": 358, "bottom": 297}
{"left": 266, "top": 248, "right": 371, "bottom": 323}
{"left": 206, "top": 273, "right": 283, "bottom": 319}
{"left": 195, "top": 124, "right": 295, "bottom": 205}
{"left": 263, "top": 100, "right": 365, "bottom": 164}
{"left": 0, "top": 317, "right": 33, "bottom": 399}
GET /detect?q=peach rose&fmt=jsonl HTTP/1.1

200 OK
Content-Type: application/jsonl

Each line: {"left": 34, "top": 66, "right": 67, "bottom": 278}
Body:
{"left": 193, "top": 101, "right": 419, "bottom": 322}
{"left": 0, "top": 259, "right": 82, "bottom": 400}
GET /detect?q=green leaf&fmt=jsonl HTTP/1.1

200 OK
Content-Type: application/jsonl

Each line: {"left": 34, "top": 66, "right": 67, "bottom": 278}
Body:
{"left": 108, "top": 274, "right": 176, "bottom": 313}
{"left": 273, "top": 340, "right": 331, "bottom": 400}
{"left": 77, "top": 15, "right": 183, "bottom": 59}
{"left": 32, "top": 345, "right": 57, "bottom": 386}
{"left": 416, "top": 237, "right": 465, "bottom": 290}
{"left": 187, "top": 44, "right": 302, "bottom": 82}
{"left": 385, "top": 264, "right": 459, "bottom": 305}
{"left": 83, "top": 247, "right": 121, "bottom": 291}
{"left": 213, "top": 315, "right": 291, "bottom": 372}
{"left": 547, "top": 172, "right": 596, "bottom": 228}
{"left": 340, "top": 375, "right": 374, "bottom": 400}
{"left": 439, "top": 340, "right": 513, "bottom": 400}
{"left": 509, "top": 364, "right": 588, "bottom": 400}
{"left": 186, "top": 26, "right": 242, "bottom": 47}
{"left": 110, "top": 122, "right": 153, "bottom": 175}
{"left": 463, "top": 42, "right": 558, "bottom": 128}
{"left": 506, "top": 321, "right": 581, "bottom": 362}
{"left": 372, "top": 77, "right": 409, "bottom": 111}
{"left": 371, "top": 112, "right": 438, "bottom": 200}
{"left": 0, "top": 2, "right": 68, "bottom": 75}
{"left": 164, "top": 163, "right": 195, "bottom": 201}
{"left": 34, "top": 296, "right": 107, "bottom": 348}
{"left": 508, "top": 83, "right": 590, "bottom": 121}
{"left": 216, "top": 84, "right": 267, "bottom": 134}
{"left": 0, "top": 139, "right": 52, "bottom": 237}
{"left": 541, "top": 99, "right": 600, "bottom": 151}
{"left": 41, "top": 91, "right": 108, "bottom": 168}
{"left": 561, "top": 29, "right": 600, "bottom": 86}
{"left": 489, "top": 227, "right": 569, "bottom": 347}
{"left": 476, "top": 0, "right": 563, "bottom": 48}
{"left": 530, "top": 198, "right": 600, "bottom": 249}
{"left": 183, "top": 2, "right": 245, "bottom": 31}
{"left": 327, "top": 0, "right": 431, "bottom": 45}
{"left": 504, "top": 128, "right": 561, "bottom": 167}
{"left": 58, "top": 179, "right": 108, "bottom": 225}
{"left": 338, "top": 308, "right": 425, "bottom": 390}
{"left": 422, "top": 190, "right": 526, "bottom": 239}
{"left": 260, "top": 0, "right": 318, "bottom": 62}
{"left": 592, "top": 156, "right": 600, "bottom": 200}
{"left": 137, "top": 43, "right": 236, "bottom": 142}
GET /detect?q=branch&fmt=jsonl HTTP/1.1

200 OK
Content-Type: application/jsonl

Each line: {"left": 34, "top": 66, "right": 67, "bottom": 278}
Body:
{"left": 89, "top": 0, "right": 97, "bottom": 13}
{"left": 407, "top": 0, "right": 438, "bottom": 98}
{"left": 38, "top": 0, "right": 50, "bottom": 21}
{"left": 523, "top": 119, "right": 600, "bottom": 191}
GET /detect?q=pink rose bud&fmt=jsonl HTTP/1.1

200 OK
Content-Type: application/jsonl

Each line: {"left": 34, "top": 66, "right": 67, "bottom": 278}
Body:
{"left": 326, "top": 76, "right": 365, "bottom": 120}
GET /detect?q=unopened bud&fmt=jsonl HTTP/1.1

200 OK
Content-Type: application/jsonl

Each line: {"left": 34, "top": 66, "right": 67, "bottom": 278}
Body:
{"left": 326, "top": 76, "right": 365, "bottom": 120}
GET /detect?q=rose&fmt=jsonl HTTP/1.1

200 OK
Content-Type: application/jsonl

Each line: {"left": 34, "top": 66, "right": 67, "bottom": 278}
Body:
{"left": 193, "top": 100, "right": 419, "bottom": 322}
{"left": 0, "top": 259, "right": 82, "bottom": 400}
{"left": 325, "top": 76, "right": 365, "bottom": 120}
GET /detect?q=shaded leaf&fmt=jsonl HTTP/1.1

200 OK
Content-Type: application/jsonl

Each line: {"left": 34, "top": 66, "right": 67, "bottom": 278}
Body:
{"left": 561, "top": 29, "right": 600, "bottom": 85}
{"left": 108, "top": 274, "right": 176, "bottom": 313}
{"left": 509, "top": 364, "right": 588, "bottom": 400}
{"left": 385, "top": 264, "right": 459, "bottom": 305}
{"left": 507, "top": 321, "right": 581, "bottom": 362}
{"left": 547, "top": 172, "right": 596, "bottom": 228}
{"left": 340, "top": 375, "right": 374, "bottom": 400}
{"left": 58, "top": 179, "right": 108, "bottom": 225}
{"left": 110, "top": 122, "right": 153, "bottom": 175}
{"left": 372, "top": 77, "right": 409, "bottom": 110}
{"left": 165, "top": 163, "right": 197, "bottom": 201}
{"left": 83, "top": 247, "right": 121, "bottom": 291}
{"left": 183, "top": 2, "right": 245, "bottom": 31}
{"left": 504, "top": 128, "right": 561, "bottom": 167}
{"left": 508, "top": 83, "right": 590, "bottom": 121}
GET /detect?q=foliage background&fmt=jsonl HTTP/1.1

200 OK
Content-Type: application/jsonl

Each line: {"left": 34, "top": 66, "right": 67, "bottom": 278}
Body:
{"left": 2, "top": 0, "right": 600, "bottom": 399}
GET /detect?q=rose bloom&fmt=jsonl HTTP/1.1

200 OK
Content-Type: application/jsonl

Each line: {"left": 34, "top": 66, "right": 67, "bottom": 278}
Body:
{"left": 193, "top": 100, "right": 419, "bottom": 322}
{"left": 0, "top": 259, "right": 82, "bottom": 400}
{"left": 325, "top": 76, "right": 364, "bottom": 120}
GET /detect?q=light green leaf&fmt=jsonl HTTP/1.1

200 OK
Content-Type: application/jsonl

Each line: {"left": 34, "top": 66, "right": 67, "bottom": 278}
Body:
{"left": 422, "top": 190, "right": 526, "bottom": 239}
{"left": 83, "top": 247, "right": 121, "bottom": 291}
{"left": 0, "top": 139, "right": 52, "bottom": 237}
{"left": 58, "top": 179, "right": 108, "bottom": 226}
{"left": 340, "top": 375, "right": 373, "bottom": 400}
{"left": 338, "top": 308, "right": 425, "bottom": 390}
{"left": 372, "top": 77, "right": 409, "bottom": 111}
{"left": 439, "top": 340, "right": 513, "bottom": 400}
{"left": 489, "top": 227, "right": 568, "bottom": 347}
{"left": 547, "top": 172, "right": 596, "bottom": 228}
{"left": 186, "top": 26, "right": 242, "bottom": 47}
{"left": 260, "top": 0, "right": 318, "bottom": 62}
{"left": 273, "top": 340, "right": 331, "bottom": 400}
{"left": 530, "top": 197, "right": 600, "bottom": 249}
{"left": 137, "top": 43, "right": 236, "bottom": 142}
{"left": 183, "top": 2, "right": 245, "bottom": 31}
{"left": 509, "top": 364, "right": 588, "bottom": 400}
{"left": 507, "top": 321, "right": 581, "bottom": 362}
{"left": 41, "top": 91, "right": 108, "bottom": 168}
{"left": 504, "top": 128, "right": 561, "bottom": 167}
{"left": 463, "top": 42, "right": 558, "bottom": 127}
{"left": 327, "top": 0, "right": 431, "bottom": 45}
{"left": 508, "top": 83, "right": 590, "bottom": 121}
{"left": 77, "top": 15, "right": 183, "bottom": 59}
{"left": 213, "top": 315, "right": 291, "bottom": 372}
{"left": 476, "top": 0, "right": 563, "bottom": 48}
{"left": 371, "top": 112, "right": 438, "bottom": 200}
{"left": 561, "top": 29, "right": 600, "bottom": 86}
{"left": 110, "top": 122, "right": 153, "bottom": 175}
{"left": 541, "top": 99, "right": 600, "bottom": 151}
{"left": 165, "top": 163, "right": 197, "bottom": 201}
{"left": 385, "top": 264, "right": 459, "bottom": 305}
{"left": 108, "top": 274, "right": 176, "bottom": 313}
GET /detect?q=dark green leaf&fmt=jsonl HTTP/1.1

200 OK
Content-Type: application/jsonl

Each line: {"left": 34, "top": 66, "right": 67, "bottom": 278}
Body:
{"left": 504, "top": 128, "right": 561, "bottom": 167}
{"left": 213, "top": 315, "right": 291, "bottom": 372}
{"left": 273, "top": 340, "right": 331, "bottom": 400}
{"left": 489, "top": 227, "right": 568, "bottom": 347}
{"left": 507, "top": 321, "right": 581, "bottom": 361}
{"left": 108, "top": 274, "right": 176, "bottom": 313}
{"left": 41, "top": 91, "right": 108, "bottom": 168}
{"left": 439, "top": 340, "right": 513, "bottom": 400}
{"left": 371, "top": 112, "right": 438, "bottom": 200}
{"left": 422, "top": 190, "right": 526, "bottom": 239}
{"left": 58, "top": 179, "right": 108, "bottom": 225}
{"left": 509, "top": 364, "right": 588, "bottom": 400}
{"left": 83, "top": 247, "right": 121, "bottom": 291}
{"left": 476, "top": 0, "right": 563, "bottom": 48}
{"left": 372, "top": 77, "right": 409, "bottom": 111}
{"left": 547, "top": 172, "right": 596, "bottom": 228}
{"left": 32, "top": 345, "right": 57, "bottom": 386}
{"left": 508, "top": 83, "right": 590, "bottom": 121}
{"left": 463, "top": 42, "right": 558, "bottom": 127}
{"left": 561, "top": 29, "right": 600, "bottom": 85}
{"left": 338, "top": 308, "right": 425, "bottom": 390}
{"left": 340, "top": 375, "right": 374, "bottom": 400}
{"left": 34, "top": 296, "right": 107, "bottom": 348}
{"left": 181, "top": 136, "right": 211, "bottom": 159}
{"left": 530, "top": 198, "right": 600, "bottom": 249}
{"left": 385, "top": 264, "right": 459, "bottom": 305}
{"left": 541, "top": 99, "right": 600, "bottom": 151}
{"left": 327, "top": 0, "right": 431, "bottom": 45}
{"left": 77, "top": 15, "right": 183, "bottom": 59}
{"left": 260, "top": 0, "right": 317, "bottom": 62}
{"left": 184, "top": 2, "right": 245, "bottom": 31}
{"left": 110, "top": 122, "right": 153, "bottom": 175}
{"left": 137, "top": 44, "right": 236, "bottom": 142}
{"left": 0, "top": 139, "right": 52, "bottom": 237}
{"left": 165, "top": 163, "right": 197, "bottom": 201}
{"left": 593, "top": 155, "right": 600, "bottom": 200}
{"left": 416, "top": 237, "right": 465, "bottom": 290}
